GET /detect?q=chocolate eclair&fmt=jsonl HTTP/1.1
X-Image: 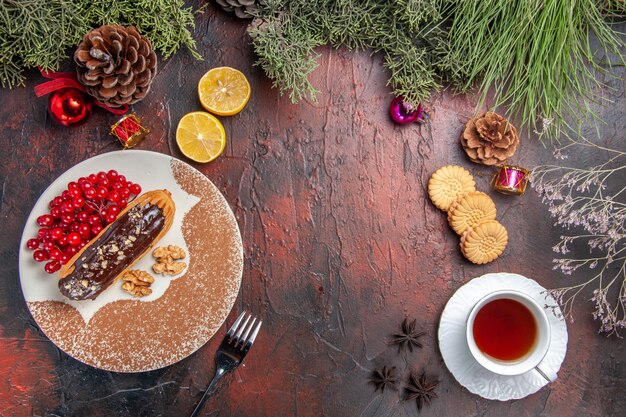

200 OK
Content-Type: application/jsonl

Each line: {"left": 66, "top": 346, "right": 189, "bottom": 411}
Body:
{"left": 58, "top": 189, "right": 175, "bottom": 301}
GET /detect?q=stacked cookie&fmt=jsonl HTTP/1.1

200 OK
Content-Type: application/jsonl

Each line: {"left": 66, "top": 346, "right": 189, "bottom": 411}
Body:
{"left": 428, "top": 165, "right": 508, "bottom": 264}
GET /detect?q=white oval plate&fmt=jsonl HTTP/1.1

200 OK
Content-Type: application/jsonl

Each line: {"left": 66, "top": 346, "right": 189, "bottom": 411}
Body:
{"left": 19, "top": 150, "right": 243, "bottom": 372}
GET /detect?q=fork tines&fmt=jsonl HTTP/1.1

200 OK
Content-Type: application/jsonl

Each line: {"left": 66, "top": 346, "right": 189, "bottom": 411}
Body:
{"left": 226, "top": 311, "right": 262, "bottom": 352}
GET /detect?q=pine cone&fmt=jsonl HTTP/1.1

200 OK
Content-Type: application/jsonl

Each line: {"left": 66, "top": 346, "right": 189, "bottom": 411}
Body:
{"left": 461, "top": 112, "right": 519, "bottom": 165}
{"left": 215, "top": 0, "right": 259, "bottom": 19}
{"left": 74, "top": 25, "right": 157, "bottom": 108}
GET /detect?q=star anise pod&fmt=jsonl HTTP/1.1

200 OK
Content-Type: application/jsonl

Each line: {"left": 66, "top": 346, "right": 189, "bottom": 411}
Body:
{"left": 389, "top": 318, "right": 425, "bottom": 352}
{"left": 368, "top": 366, "right": 397, "bottom": 392}
{"left": 404, "top": 371, "right": 439, "bottom": 411}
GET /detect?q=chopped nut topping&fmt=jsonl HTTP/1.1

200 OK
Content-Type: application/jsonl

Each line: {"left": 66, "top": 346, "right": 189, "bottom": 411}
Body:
{"left": 81, "top": 280, "right": 89, "bottom": 287}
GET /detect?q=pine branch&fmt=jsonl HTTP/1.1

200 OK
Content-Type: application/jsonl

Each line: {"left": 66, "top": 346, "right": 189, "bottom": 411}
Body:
{"left": 249, "top": 0, "right": 461, "bottom": 105}
{"left": 0, "top": 0, "right": 202, "bottom": 88}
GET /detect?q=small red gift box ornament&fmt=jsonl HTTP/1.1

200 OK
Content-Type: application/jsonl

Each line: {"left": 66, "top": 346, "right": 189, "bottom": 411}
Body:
{"left": 110, "top": 113, "right": 149, "bottom": 149}
{"left": 491, "top": 165, "right": 530, "bottom": 196}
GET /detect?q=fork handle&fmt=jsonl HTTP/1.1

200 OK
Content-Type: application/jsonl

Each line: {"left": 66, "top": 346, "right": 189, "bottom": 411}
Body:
{"left": 190, "top": 368, "right": 225, "bottom": 417}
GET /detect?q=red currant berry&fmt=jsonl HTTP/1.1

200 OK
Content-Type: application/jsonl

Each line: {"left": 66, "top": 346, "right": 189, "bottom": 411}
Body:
{"left": 78, "top": 223, "right": 91, "bottom": 239}
{"left": 97, "top": 171, "right": 107, "bottom": 182}
{"left": 37, "top": 228, "right": 49, "bottom": 239}
{"left": 77, "top": 211, "right": 89, "bottom": 223}
{"left": 57, "top": 235, "right": 68, "bottom": 246}
{"left": 117, "top": 199, "right": 128, "bottom": 209}
{"left": 61, "top": 190, "right": 71, "bottom": 200}
{"left": 42, "top": 239, "right": 55, "bottom": 251}
{"left": 36, "top": 214, "right": 54, "bottom": 227}
{"left": 129, "top": 183, "right": 142, "bottom": 195}
{"left": 96, "top": 187, "right": 108, "bottom": 199}
{"left": 60, "top": 253, "right": 70, "bottom": 264}
{"left": 51, "top": 196, "right": 64, "bottom": 207}
{"left": 33, "top": 250, "right": 49, "bottom": 262}
{"left": 49, "top": 248, "right": 63, "bottom": 261}
{"left": 50, "top": 207, "right": 62, "bottom": 219}
{"left": 87, "top": 214, "right": 101, "bottom": 226}
{"left": 104, "top": 212, "right": 117, "bottom": 224}
{"left": 78, "top": 241, "right": 87, "bottom": 249}
{"left": 107, "top": 204, "right": 120, "bottom": 215}
{"left": 44, "top": 261, "right": 61, "bottom": 274}
{"left": 119, "top": 188, "right": 131, "bottom": 199}
{"left": 60, "top": 202, "right": 74, "bottom": 213}
{"left": 88, "top": 174, "right": 98, "bottom": 184}
{"left": 66, "top": 232, "right": 82, "bottom": 246}
{"left": 26, "top": 238, "right": 40, "bottom": 250}
{"left": 100, "top": 178, "right": 111, "bottom": 189}
{"left": 84, "top": 188, "right": 96, "bottom": 199}
{"left": 68, "top": 181, "right": 80, "bottom": 190}
{"left": 80, "top": 181, "right": 93, "bottom": 191}
{"left": 107, "top": 190, "right": 120, "bottom": 203}
{"left": 107, "top": 169, "right": 119, "bottom": 180}
{"left": 65, "top": 246, "right": 78, "bottom": 256}
{"left": 68, "top": 188, "right": 81, "bottom": 198}
{"left": 49, "top": 228, "right": 63, "bottom": 240}
{"left": 72, "top": 196, "right": 85, "bottom": 209}
{"left": 84, "top": 204, "right": 96, "bottom": 213}
{"left": 91, "top": 224, "right": 103, "bottom": 236}
{"left": 61, "top": 213, "right": 75, "bottom": 225}
{"left": 69, "top": 222, "right": 80, "bottom": 233}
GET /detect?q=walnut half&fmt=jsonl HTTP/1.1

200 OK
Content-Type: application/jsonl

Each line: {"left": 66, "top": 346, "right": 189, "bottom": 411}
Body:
{"left": 153, "top": 245, "right": 186, "bottom": 261}
{"left": 152, "top": 245, "right": 187, "bottom": 276}
{"left": 121, "top": 270, "right": 154, "bottom": 297}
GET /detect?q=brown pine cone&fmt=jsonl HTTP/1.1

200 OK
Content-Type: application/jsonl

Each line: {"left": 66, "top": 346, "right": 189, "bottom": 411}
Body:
{"left": 74, "top": 25, "right": 157, "bottom": 108}
{"left": 460, "top": 112, "right": 519, "bottom": 166}
{"left": 215, "top": 0, "right": 259, "bottom": 19}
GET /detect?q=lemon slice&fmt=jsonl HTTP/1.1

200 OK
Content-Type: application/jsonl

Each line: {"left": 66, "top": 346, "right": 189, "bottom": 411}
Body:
{"left": 176, "top": 111, "right": 226, "bottom": 163}
{"left": 198, "top": 67, "right": 251, "bottom": 116}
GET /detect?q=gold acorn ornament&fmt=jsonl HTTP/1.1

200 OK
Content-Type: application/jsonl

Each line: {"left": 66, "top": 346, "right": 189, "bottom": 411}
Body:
{"left": 74, "top": 25, "right": 157, "bottom": 108}
{"left": 461, "top": 111, "right": 519, "bottom": 166}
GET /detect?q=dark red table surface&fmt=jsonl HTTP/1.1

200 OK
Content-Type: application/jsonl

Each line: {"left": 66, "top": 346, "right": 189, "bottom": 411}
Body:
{"left": 1, "top": 6, "right": 624, "bottom": 417}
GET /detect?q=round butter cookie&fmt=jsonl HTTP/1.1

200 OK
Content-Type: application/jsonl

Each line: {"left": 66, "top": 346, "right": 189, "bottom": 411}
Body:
{"left": 428, "top": 165, "right": 476, "bottom": 211}
{"left": 448, "top": 191, "right": 497, "bottom": 235}
{"left": 460, "top": 220, "right": 508, "bottom": 264}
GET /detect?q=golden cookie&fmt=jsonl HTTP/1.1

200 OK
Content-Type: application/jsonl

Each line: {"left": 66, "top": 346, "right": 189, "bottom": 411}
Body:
{"left": 428, "top": 165, "right": 476, "bottom": 211}
{"left": 460, "top": 220, "right": 508, "bottom": 264}
{"left": 448, "top": 191, "right": 497, "bottom": 235}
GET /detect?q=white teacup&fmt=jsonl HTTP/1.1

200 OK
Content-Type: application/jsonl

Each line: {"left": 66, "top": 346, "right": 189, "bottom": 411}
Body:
{"left": 466, "top": 290, "right": 557, "bottom": 382}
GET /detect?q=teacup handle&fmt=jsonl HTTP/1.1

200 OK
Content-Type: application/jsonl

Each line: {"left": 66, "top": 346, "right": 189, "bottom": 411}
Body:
{"left": 534, "top": 362, "right": 557, "bottom": 383}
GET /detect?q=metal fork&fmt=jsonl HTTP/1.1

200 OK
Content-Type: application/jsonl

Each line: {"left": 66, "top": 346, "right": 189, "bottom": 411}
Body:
{"left": 190, "top": 311, "right": 262, "bottom": 417}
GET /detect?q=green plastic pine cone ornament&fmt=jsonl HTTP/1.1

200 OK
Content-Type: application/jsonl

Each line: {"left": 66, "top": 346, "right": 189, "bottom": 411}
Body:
{"left": 74, "top": 25, "right": 157, "bottom": 108}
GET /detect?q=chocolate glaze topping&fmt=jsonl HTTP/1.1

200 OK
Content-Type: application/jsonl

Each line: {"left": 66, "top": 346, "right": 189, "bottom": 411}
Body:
{"left": 59, "top": 202, "right": 166, "bottom": 300}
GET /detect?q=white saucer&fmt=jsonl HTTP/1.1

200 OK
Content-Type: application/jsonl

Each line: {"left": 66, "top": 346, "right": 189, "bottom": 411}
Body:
{"left": 438, "top": 273, "right": 568, "bottom": 401}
